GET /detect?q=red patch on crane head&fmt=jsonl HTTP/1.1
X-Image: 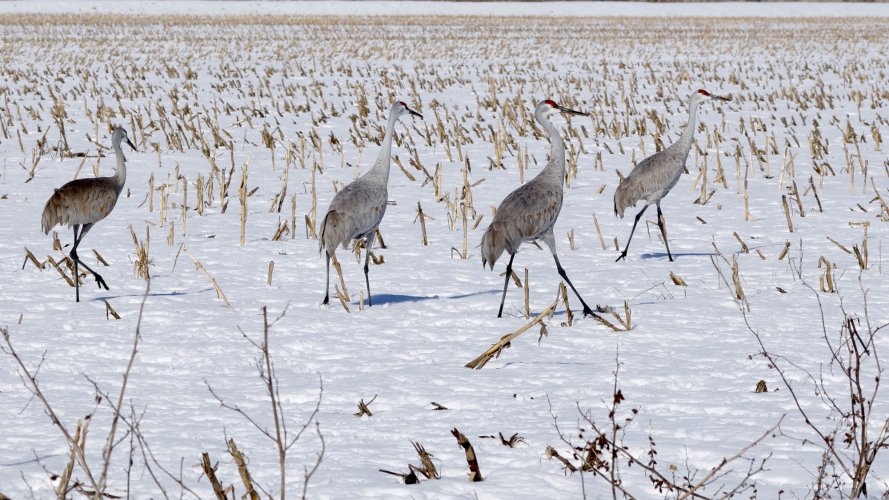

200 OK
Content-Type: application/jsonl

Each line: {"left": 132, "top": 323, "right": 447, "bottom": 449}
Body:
{"left": 544, "top": 99, "right": 558, "bottom": 108}
{"left": 399, "top": 101, "right": 407, "bottom": 107}
{"left": 697, "top": 89, "right": 710, "bottom": 96}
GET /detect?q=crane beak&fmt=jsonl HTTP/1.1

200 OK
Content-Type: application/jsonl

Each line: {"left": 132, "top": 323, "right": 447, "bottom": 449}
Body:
{"left": 712, "top": 94, "right": 731, "bottom": 102}
{"left": 407, "top": 107, "right": 423, "bottom": 119}
{"left": 126, "top": 138, "right": 137, "bottom": 151}
{"left": 558, "top": 105, "right": 589, "bottom": 117}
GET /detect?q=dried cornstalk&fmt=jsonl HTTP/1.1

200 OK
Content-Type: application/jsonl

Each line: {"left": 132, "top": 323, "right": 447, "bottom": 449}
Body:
{"left": 670, "top": 272, "right": 687, "bottom": 286}
{"left": 200, "top": 452, "right": 228, "bottom": 500}
{"left": 46, "top": 255, "right": 76, "bottom": 287}
{"left": 104, "top": 300, "right": 120, "bottom": 320}
{"left": 183, "top": 246, "right": 232, "bottom": 310}
{"left": 21, "top": 247, "right": 44, "bottom": 270}
{"left": 92, "top": 249, "right": 108, "bottom": 266}
{"left": 545, "top": 446, "right": 578, "bottom": 473}
{"left": 733, "top": 232, "right": 749, "bottom": 253}
{"left": 128, "top": 225, "right": 150, "bottom": 280}
{"left": 56, "top": 419, "right": 89, "bottom": 498}
{"left": 331, "top": 254, "right": 349, "bottom": 305}
{"left": 228, "top": 438, "right": 259, "bottom": 500}
{"left": 451, "top": 428, "right": 483, "bottom": 482}
{"left": 412, "top": 442, "right": 439, "bottom": 479}
{"left": 239, "top": 160, "right": 250, "bottom": 246}
{"left": 523, "top": 268, "right": 530, "bottom": 320}
{"left": 777, "top": 241, "right": 791, "bottom": 260}
{"left": 731, "top": 255, "right": 745, "bottom": 301}
{"left": 291, "top": 194, "right": 297, "bottom": 239}
{"left": 592, "top": 213, "right": 606, "bottom": 250}
{"left": 181, "top": 176, "right": 188, "bottom": 236}
{"left": 465, "top": 301, "right": 556, "bottom": 369}
{"left": 354, "top": 395, "right": 377, "bottom": 417}
{"left": 415, "top": 202, "right": 429, "bottom": 246}
{"left": 335, "top": 285, "right": 350, "bottom": 313}
{"left": 559, "top": 282, "right": 573, "bottom": 327}
{"left": 782, "top": 195, "right": 794, "bottom": 233}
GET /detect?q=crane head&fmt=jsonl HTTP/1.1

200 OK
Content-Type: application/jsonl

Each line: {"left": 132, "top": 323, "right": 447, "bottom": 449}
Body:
{"left": 696, "top": 89, "right": 731, "bottom": 102}
{"left": 538, "top": 99, "right": 589, "bottom": 117}
{"left": 394, "top": 100, "right": 423, "bottom": 120}
{"left": 112, "top": 126, "right": 137, "bottom": 152}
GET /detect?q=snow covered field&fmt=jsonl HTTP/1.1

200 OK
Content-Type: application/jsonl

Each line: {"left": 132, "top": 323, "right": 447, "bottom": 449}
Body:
{"left": 1, "top": 4, "right": 888, "bottom": 498}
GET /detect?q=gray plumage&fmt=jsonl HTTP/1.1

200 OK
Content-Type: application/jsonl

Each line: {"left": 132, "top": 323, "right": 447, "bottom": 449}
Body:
{"left": 320, "top": 101, "right": 422, "bottom": 307}
{"left": 614, "top": 89, "right": 729, "bottom": 262}
{"left": 481, "top": 99, "right": 597, "bottom": 319}
{"left": 42, "top": 126, "right": 137, "bottom": 301}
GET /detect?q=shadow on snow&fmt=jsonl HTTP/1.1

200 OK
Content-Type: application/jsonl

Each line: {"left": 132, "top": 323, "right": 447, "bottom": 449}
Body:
{"left": 355, "top": 288, "right": 500, "bottom": 306}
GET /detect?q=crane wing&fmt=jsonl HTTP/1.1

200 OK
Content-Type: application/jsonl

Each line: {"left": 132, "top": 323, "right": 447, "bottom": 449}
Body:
{"left": 41, "top": 178, "right": 119, "bottom": 234}
{"left": 320, "top": 179, "right": 388, "bottom": 252}
{"left": 483, "top": 182, "right": 562, "bottom": 263}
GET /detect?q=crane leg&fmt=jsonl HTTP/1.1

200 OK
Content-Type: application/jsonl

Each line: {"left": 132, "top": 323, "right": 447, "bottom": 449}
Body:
{"left": 552, "top": 255, "right": 599, "bottom": 319}
{"left": 497, "top": 253, "right": 516, "bottom": 318}
{"left": 72, "top": 225, "right": 81, "bottom": 302}
{"left": 542, "top": 231, "right": 599, "bottom": 319}
{"left": 70, "top": 223, "right": 108, "bottom": 292}
{"left": 364, "top": 232, "right": 376, "bottom": 307}
{"left": 616, "top": 205, "right": 648, "bottom": 262}
{"left": 322, "top": 251, "right": 331, "bottom": 305}
{"left": 656, "top": 203, "right": 673, "bottom": 262}
{"left": 69, "top": 223, "right": 108, "bottom": 302}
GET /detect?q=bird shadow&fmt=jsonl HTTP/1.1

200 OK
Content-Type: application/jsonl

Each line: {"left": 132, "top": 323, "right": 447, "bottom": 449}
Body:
{"left": 640, "top": 251, "right": 716, "bottom": 260}
{"left": 356, "top": 289, "right": 500, "bottom": 306}
{"left": 91, "top": 287, "right": 215, "bottom": 302}
{"left": 361, "top": 293, "right": 438, "bottom": 306}
{"left": 641, "top": 243, "right": 779, "bottom": 261}
{"left": 448, "top": 289, "right": 501, "bottom": 300}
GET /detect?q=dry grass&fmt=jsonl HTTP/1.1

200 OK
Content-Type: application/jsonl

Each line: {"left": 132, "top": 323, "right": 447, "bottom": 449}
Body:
{"left": 3, "top": 11, "right": 887, "bottom": 497}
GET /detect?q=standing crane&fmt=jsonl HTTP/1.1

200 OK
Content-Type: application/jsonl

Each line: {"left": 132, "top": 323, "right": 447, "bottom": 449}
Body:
{"left": 481, "top": 99, "right": 597, "bottom": 318}
{"left": 41, "top": 126, "right": 137, "bottom": 302}
{"left": 320, "top": 100, "right": 423, "bottom": 307}
{"left": 614, "top": 89, "right": 730, "bottom": 262}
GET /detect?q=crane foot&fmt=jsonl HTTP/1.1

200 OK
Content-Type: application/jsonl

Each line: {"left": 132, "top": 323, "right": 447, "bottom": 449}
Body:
{"left": 94, "top": 274, "right": 109, "bottom": 290}
{"left": 581, "top": 306, "right": 602, "bottom": 319}
{"left": 322, "top": 295, "right": 329, "bottom": 306}
{"left": 615, "top": 252, "right": 627, "bottom": 262}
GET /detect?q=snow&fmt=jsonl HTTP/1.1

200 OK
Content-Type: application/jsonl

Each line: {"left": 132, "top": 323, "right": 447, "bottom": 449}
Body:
{"left": 1, "top": 5, "right": 888, "bottom": 499}
{"left": 2, "top": 1, "right": 889, "bottom": 17}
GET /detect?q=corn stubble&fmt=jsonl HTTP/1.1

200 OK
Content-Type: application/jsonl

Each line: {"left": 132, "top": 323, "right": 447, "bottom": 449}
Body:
{"left": 3, "top": 11, "right": 888, "bottom": 497}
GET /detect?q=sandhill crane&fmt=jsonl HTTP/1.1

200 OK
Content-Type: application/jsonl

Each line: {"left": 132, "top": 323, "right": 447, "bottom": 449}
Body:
{"left": 481, "top": 99, "right": 597, "bottom": 319}
{"left": 614, "top": 89, "right": 729, "bottom": 262}
{"left": 41, "top": 126, "right": 137, "bottom": 302}
{"left": 320, "top": 100, "right": 422, "bottom": 306}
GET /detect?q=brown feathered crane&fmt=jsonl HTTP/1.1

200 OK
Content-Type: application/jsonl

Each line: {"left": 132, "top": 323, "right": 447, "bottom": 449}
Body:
{"left": 319, "top": 101, "right": 422, "bottom": 306}
{"left": 614, "top": 89, "right": 729, "bottom": 262}
{"left": 41, "top": 126, "right": 136, "bottom": 301}
{"left": 481, "top": 100, "right": 597, "bottom": 318}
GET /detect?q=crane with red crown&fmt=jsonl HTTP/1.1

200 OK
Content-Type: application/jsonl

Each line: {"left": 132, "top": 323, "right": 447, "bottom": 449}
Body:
{"left": 614, "top": 89, "right": 730, "bottom": 262}
{"left": 481, "top": 99, "right": 599, "bottom": 319}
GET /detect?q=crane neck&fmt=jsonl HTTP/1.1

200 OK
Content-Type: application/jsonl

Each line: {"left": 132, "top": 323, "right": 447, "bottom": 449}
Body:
{"left": 112, "top": 138, "right": 127, "bottom": 193}
{"left": 366, "top": 110, "right": 399, "bottom": 183}
{"left": 677, "top": 97, "right": 701, "bottom": 158}
{"left": 537, "top": 111, "right": 566, "bottom": 184}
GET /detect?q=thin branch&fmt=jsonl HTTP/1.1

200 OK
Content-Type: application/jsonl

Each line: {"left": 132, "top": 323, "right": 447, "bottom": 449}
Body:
{"left": 97, "top": 279, "right": 151, "bottom": 494}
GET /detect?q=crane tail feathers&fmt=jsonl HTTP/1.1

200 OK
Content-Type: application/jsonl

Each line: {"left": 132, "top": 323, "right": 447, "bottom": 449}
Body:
{"left": 41, "top": 192, "right": 64, "bottom": 235}
{"left": 613, "top": 178, "right": 635, "bottom": 219}
{"left": 319, "top": 210, "right": 347, "bottom": 255}
{"left": 480, "top": 225, "right": 506, "bottom": 271}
